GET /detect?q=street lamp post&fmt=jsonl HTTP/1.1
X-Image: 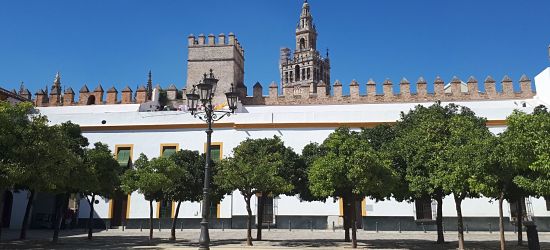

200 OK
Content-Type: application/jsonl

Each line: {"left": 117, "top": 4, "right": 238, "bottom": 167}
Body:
{"left": 186, "top": 69, "right": 239, "bottom": 250}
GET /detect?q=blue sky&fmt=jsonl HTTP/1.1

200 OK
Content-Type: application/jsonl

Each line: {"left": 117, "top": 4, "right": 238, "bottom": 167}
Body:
{"left": 1, "top": 0, "right": 549, "bottom": 96}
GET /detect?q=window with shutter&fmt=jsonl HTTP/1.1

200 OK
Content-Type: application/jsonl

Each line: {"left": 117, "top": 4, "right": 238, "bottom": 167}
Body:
{"left": 210, "top": 144, "right": 221, "bottom": 162}
{"left": 116, "top": 147, "right": 132, "bottom": 169}
{"left": 161, "top": 146, "right": 177, "bottom": 157}
{"left": 206, "top": 143, "right": 222, "bottom": 218}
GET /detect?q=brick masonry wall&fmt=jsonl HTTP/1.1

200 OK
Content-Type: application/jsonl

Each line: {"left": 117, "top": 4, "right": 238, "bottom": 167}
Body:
{"left": 241, "top": 76, "right": 536, "bottom": 106}
{"left": 29, "top": 75, "right": 536, "bottom": 107}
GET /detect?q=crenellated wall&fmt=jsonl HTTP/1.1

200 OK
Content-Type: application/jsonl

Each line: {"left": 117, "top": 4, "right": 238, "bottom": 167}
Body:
{"left": 28, "top": 74, "right": 536, "bottom": 107}
{"left": 241, "top": 75, "right": 536, "bottom": 106}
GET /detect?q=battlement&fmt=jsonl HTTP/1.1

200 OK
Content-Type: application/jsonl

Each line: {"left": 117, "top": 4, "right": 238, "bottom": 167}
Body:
{"left": 26, "top": 74, "right": 536, "bottom": 108}
{"left": 187, "top": 33, "right": 244, "bottom": 58}
{"left": 30, "top": 83, "right": 172, "bottom": 107}
{"left": 240, "top": 75, "right": 536, "bottom": 106}
{"left": 24, "top": 74, "right": 537, "bottom": 108}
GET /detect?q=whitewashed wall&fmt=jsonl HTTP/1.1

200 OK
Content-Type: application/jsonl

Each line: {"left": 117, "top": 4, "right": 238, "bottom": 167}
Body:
{"left": 21, "top": 72, "right": 549, "bottom": 221}
{"left": 535, "top": 67, "right": 550, "bottom": 105}
{"left": 9, "top": 191, "right": 30, "bottom": 229}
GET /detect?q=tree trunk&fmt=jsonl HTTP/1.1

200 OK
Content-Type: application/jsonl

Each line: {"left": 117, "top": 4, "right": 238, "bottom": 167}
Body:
{"left": 498, "top": 192, "right": 506, "bottom": 250}
{"left": 149, "top": 200, "right": 154, "bottom": 241}
{"left": 52, "top": 193, "right": 69, "bottom": 243}
{"left": 170, "top": 201, "right": 181, "bottom": 241}
{"left": 52, "top": 194, "right": 63, "bottom": 243}
{"left": 245, "top": 196, "right": 253, "bottom": 246}
{"left": 436, "top": 195, "right": 445, "bottom": 244}
{"left": 87, "top": 195, "right": 96, "bottom": 240}
{"left": 454, "top": 195, "right": 465, "bottom": 250}
{"left": 0, "top": 190, "right": 5, "bottom": 241}
{"left": 517, "top": 198, "right": 523, "bottom": 246}
{"left": 256, "top": 193, "right": 266, "bottom": 241}
{"left": 19, "top": 189, "right": 35, "bottom": 240}
{"left": 351, "top": 195, "right": 357, "bottom": 248}
{"left": 343, "top": 196, "right": 350, "bottom": 242}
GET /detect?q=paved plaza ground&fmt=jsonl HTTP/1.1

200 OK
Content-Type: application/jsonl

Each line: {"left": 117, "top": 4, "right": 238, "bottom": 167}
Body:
{"left": 1, "top": 229, "right": 549, "bottom": 249}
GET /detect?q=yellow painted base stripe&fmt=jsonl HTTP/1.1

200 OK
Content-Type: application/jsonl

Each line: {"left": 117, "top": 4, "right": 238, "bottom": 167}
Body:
{"left": 80, "top": 120, "right": 507, "bottom": 132}
{"left": 126, "top": 194, "right": 131, "bottom": 219}
{"left": 362, "top": 198, "right": 367, "bottom": 216}
{"left": 339, "top": 199, "right": 343, "bottom": 217}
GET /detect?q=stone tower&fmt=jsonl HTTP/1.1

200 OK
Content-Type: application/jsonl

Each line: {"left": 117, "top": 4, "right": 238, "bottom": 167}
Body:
{"left": 280, "top": 0, "right": 330, "bottom": 95}
{"left": 186, "top": 33, "right": 245, "bottom": 106}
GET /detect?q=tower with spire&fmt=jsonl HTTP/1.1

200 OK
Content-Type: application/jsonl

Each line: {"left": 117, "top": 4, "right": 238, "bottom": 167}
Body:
{"left": 280, "top": 0, "right": 330, "bottom": 95}
{"left": 49, "top": 72, "right": 62, "bottom": 105}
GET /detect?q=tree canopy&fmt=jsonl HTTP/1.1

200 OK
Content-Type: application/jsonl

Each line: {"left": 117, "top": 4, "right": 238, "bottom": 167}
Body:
{"left": 0, "top": 101, "right": 36, "bottom": 191}
{"left": 81, "top": 142, "right": 121, "bottom": 239}
{"left": 393, "top": 103, "right": 457, "bottom": 244}
{"left": 307, "top": 127, "right": 395, "bottom": 248}
{"left": 215, "top": 136, "right": 295, "bottom": 246}
{"left": 504, "top": 107, "right": 550, "bottom": 196}
{"left": 122, "top": 154, "right": 174, "bottom": 240}
{"left": 308, "top": 127, "right": 395, "bottom": 200}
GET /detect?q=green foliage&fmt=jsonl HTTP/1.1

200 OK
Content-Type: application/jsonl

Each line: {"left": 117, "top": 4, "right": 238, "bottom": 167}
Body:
{"left": 393, "top": 102, "right": 494, "bottom": 246}
{"left": 301, "top": 142, "right": 323, "bottom": 167}
{"left": 81, "top": 142, "right": 121, "bottom": 199}
{"left": 214, "top": 136, "right": 294, "bottom": 198}
{"left": 474, "top": 135, "right": 526, "bottom": 201}
{"left": 122, "top": 154, "right": 172, "bottom": 201}
{"left": 276, "top": 141, "right": 305, "bottom": 196}
{"left": 165, "top": 150, "right": 200, "bottom": 203}
{"left": 48, "top": 122, "right": 89, "bottom": 194}
{"left": 437, "top": 106, "right": 492, "bottom": 199}
{"left": 361, "top": 125, "right": 411, "bottom": 202}
{"left": 8, "top": 113, "right": 88, "bottom": 195}
{"left": 296, "top": 142, "right": 323, "bottom": 201}
{"left": 308, "top": 127, "right": 395, "bottom": 200}
{"left": 394, "top": 103, "right": 456, "bottom": 199}
{"left": 214, "top": 136, "right": 297, "bottom": 245}
{"left": 503, "top": 107, "right": 550, "bottom": 196}
{"left": 0, "top": 101, "right": 36, "bottom": 189}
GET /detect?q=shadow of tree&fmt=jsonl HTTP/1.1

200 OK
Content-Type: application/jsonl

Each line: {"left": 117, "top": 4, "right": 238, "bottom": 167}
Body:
{"left": 0, "top": 233, "right": 548, "bottom": 249}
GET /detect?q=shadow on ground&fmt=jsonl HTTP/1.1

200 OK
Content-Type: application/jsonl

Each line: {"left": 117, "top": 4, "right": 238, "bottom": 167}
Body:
{"left": 1, "top": 235, "right": 549, "bottom": 249}
{"left": 275, "top": 238, "right": 548, "bottom": 249}
{"left": 1, "top": 236, "right": 164, "bottom": 249}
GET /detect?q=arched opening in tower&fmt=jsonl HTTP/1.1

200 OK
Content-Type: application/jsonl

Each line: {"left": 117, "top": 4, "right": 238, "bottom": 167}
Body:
{"left": 86, "top": 95, "right": 96, "bottom": 105}
{"left": 300, "top": 38, "right": 306, "bottom": 50}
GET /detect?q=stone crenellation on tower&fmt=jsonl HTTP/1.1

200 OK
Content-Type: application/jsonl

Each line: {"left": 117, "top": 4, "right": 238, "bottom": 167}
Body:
{"left": 186, "top": 32, "right": 246, "bottom": 105}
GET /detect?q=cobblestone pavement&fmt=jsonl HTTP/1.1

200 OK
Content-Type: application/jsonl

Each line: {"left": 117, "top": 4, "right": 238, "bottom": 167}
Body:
{"left": 1, "top": 229, "right": 549, "bottom": 249}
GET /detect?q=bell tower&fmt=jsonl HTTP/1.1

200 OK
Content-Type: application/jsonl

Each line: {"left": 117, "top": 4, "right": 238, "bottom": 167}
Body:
{"left": 280, "top": 0, "right": 330, "bottom": 95}
{"left": 296, "top": 0, "right": 317, "bottom": 51}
